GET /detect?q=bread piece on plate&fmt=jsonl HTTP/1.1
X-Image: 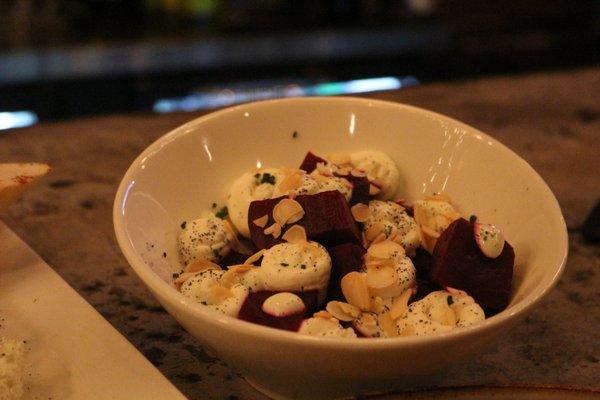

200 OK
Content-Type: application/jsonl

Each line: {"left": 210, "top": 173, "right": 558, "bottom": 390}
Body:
{"left": 0, "top": 163, "right": 50, "bottom": 212}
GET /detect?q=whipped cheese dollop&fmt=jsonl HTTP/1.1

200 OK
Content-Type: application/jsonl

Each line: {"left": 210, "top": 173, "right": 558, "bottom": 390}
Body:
{"left": 349, "top": 151, "right": 400, "bottom": 199}
{"left": 241, "top": 242, "right": 332, "bottom": 302}
{"left": 352, "top": 312, "right": 387, "bottom": 338}
{"left": 363, "top": 200, "right": 421, "bottom": 255}
{"left": 298, "top": 317, "right": 357, "bottom": 338}
{"left": 413, "top": 197, "right": 461, "bottom": 235}
{"left": 228, "top": 168, "right": 284, "bottom": 237}
{"left": 262, "top": 292, "right": 306, "bottom": 317}
{"left": 179, "top": 214, "right": 234, "bottom": 265}
{"left": 315, "top": 176, "right": 352, "bottom": 201}
{"left": 180, "top": 269, "right": 248, "bottom": 317}
{"left": 395, "top": 290, "right": 485, "bottom": 336}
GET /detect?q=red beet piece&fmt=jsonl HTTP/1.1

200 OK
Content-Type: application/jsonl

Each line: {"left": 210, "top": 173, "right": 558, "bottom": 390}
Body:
{"left": 248, "top": 190, "right": 362, "bottom": 250}
{"left": 430, "top": 218, "right": 514, "bottom": 312}
{"left": 326, "top": 243, "right": 365, "bottom": 302}
{"left": 238, "top": 290, "right": 319, "bottom": 332}
{"left": 299, "top": 151, "right": 328, "bottom": 172}
{"left": 341, "top": 174, "right": 370, "bottom": 206}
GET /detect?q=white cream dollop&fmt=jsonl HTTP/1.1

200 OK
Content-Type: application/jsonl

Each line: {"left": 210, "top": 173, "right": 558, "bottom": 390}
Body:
{"left": 349, "top": 150, "right": 400, "bottom": 199}
{"left": 315, "top": 176, "right": 352, "bottom": 201}
{"left": 363, "top": 256, "right": 416, "bottom": 300}
{"left": 413, "top": 198, "right": 461, "bottom": 235}
{"left": 272, "top": 172, "right": 320, "bottom": 198}
{"left": 298, "top": 317, "right": 357, "bottom": 338}
{"left": 227, "top": 168, "right": 284, "bottom": 237}
{"left": 180, "top": 269, "right": 249, "bottom": 317}
{"left": 395, "top": 290, "right": 485, "bottom": 336}
{"left": 363, "top": 200, "right": 421, "bottom": 255}
{"left": 178, "top": 214, "right": 234, "bottom": 265}
{"left": 262, "top": 292, "right": 306, "bottom": 317}
{"left": 241, "top": 241, "right": 332, "bottom": 303}
{"left": 474, "top": 222, "right": 505, "bottom": 258}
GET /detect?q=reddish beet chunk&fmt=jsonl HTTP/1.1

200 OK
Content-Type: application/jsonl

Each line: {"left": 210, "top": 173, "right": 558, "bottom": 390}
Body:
{"left": 430, "top": 218, "right": 514, "bottom": 312}
{"left": 248, "top": 190, "right": 362, "bottom": 250}
{"left": 342, "top": 174, "right": 370, "bottom": 206}
{"left": 299, "top": 151, "right": 328, "bottom": 172}
{"left": 238, "top": 290, "right": 319, "bottom": 332}
{"left": 326, "top": 243, "right": 365, "bottom": 302}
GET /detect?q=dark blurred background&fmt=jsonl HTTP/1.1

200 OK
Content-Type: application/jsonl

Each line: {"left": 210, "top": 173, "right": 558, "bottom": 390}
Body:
{"left": 0, "top": 0, "right": 598, "bottom": 126}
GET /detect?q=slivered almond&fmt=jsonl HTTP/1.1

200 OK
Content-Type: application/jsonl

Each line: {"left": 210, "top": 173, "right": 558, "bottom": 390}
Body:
{"left": 341, "top": 272, "right": 371, "bottom": 311}
{"left": 275, "top": 172, "right": 303, "bottom": 195}
{"left": 174, "top": 272, "right": 196, "bottom": 289}
{"left": 365, "top": 264, "right": 397, "bottom": 289}
{"left": 340, "top": 177, "right": 353, "bottom": 189}
{"left": 281, "top": 224, "right": 307, "bottom": 244}
{"left": 367, "top": 240, "right": 405, "bottom": 260}
{"left": 425, "top": 193, "right": 452, "bottom": 202}
{"left": 389, "top": 289, "right": 412, "bottom": 320}
{"left": 371, "top": 232, "right": 387, "bottom": 245}
{"left": 184, "top": 259, "right": 222, "bottom": 273}
{"left": 419, "top": 225, "right": 440, "bottom": 254}
{"left": 361, "top": 313, "right": 378, "bottom": 327}
{"left": 253, "top": 214, "right": 269, "bottom": 228}
{"left": 365, "top": 258, "right": 395, "bottom": 269}
{"left": 378, "top": 312, "right": 399, "bottom": 337}
{"left": 219, "top": 269, "right": 238, "bottom": 288}
{"left": 314, "top": 310, "right": 333, "bottom": 319}
{"left": 315, "top": 162, "right": 333, "bottom": 176}
{"left": 273, "top": 198, "right": 305, "bottom": 226}
{"left": 336, "top": 166, "right": 351, "bottom": 176}
{"left": 365, "top": 222, "right": 385, "bottom": 241}
{"left": 370, "top": 296, "right": 386, "bottom": 314}
{"left": 244, "top": 249, "right": 265, "bottom": 265}
{"left": 369, "top": 184, "right": 381, "bottom": 196}
{"left": 350, "top": 203, "right": 369, "bottom": 223}
{"left": 310, "top": 171, "right": 330, "bottom": 183}
{"left": 326, "top": 301, "right": 362, "bottom": 321}
{"left": 208, "top": 284, "right": 233, "bottom": 303}
{"left": 264, "top": 222, "right": 282, "bottom": 238}
{"left": 350, "top": 169, "right": 367, "bottom": 178}
{"left": 227, "top": 264, "right": 254, "bottom": 274}
{"left": 329, "top": 152, "right": 351, "bottom": 165}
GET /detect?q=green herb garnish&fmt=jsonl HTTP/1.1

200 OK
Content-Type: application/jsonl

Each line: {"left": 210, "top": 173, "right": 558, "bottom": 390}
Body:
{"left": 260, "top": 173, "right": 276, "bottom": 185}
{"left": 215, "top": 206, "right": 228, "bottom": 219}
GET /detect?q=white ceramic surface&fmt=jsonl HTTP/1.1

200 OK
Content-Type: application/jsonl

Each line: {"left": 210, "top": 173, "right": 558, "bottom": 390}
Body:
{"left": 0, "top": 221, "right": 187, "bottom": 400}
{"left": 113, "top": 97, "right": 568, "bottom": 399}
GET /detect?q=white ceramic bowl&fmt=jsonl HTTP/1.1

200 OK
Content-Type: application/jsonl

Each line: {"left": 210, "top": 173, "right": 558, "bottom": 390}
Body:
{"left": 113, "top": 97, "right": 568, "bottom": 399}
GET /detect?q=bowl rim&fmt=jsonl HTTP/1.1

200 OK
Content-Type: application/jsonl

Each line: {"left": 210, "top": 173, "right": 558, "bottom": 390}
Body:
{"left": 113, "top": 96, "right": 568, "bottom": 349}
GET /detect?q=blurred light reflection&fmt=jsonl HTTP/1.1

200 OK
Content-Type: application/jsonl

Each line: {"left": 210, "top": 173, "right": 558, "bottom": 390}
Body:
{"left": 153, "top": 76, "right": 419, "bottom": 114}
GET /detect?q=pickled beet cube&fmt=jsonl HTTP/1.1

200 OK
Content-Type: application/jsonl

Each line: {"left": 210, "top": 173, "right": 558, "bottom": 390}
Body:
{"left": 238, "top": 290, "right": 319, "bottom": 332}
{"left": 248, "top": 190, "right": 362, "bottom": 250}
{"left": 299, "top": 151, "right": 328, "bottom": 172}
{"left": 342, "top": 174, "right": 370, "bottom": 206}
{"left": 326, "top": 243, "right": 365, "bottom": 302}
{"left": 430, "top": 218, "right": 514, "bottom": 312}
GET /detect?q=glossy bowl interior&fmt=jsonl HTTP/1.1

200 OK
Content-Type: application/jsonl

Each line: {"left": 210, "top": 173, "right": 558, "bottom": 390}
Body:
{"left": 114, "top": 97, "right": 567, "bottom": 399}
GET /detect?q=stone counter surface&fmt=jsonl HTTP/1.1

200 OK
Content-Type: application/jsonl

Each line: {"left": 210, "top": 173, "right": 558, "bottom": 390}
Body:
{"left": 1, "top": 68, "right": 599, "bottom": 399}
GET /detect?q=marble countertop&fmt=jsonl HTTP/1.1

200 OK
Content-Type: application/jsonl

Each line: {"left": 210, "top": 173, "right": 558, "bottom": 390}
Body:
{"left": 1, "top": 68, "right": 599, "bottom": 399}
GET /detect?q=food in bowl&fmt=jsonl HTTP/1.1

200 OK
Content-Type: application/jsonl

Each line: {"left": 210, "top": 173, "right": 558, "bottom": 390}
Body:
{"left": 172, "top": 149, "right": 515, "bottom": 338}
